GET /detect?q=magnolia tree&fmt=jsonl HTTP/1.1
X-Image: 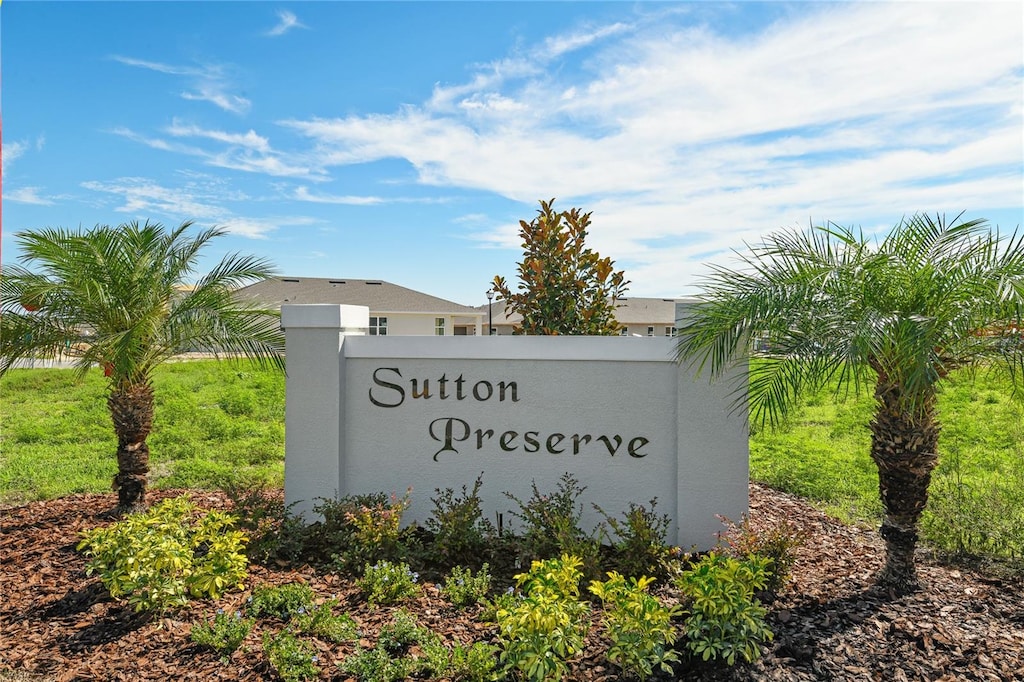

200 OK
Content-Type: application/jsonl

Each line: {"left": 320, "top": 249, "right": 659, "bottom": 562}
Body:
{"left": 492, "top": 199, "right": 629, "bottom": 335}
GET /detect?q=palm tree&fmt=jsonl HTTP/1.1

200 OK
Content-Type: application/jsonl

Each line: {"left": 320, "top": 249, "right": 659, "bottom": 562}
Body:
{"left": 0, "top": 221, "right": 286, "bottom": 514}
{"left": 675, "top": 213, "right": 1023, "bottom": 594}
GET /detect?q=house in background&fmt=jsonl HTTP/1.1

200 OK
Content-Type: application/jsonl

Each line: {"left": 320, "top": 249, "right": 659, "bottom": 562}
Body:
{"left": 462, "top": 297, "right": 693, "bottom": 336}
{"left": 235, "top": 277, "right": 484, "bottom": 336}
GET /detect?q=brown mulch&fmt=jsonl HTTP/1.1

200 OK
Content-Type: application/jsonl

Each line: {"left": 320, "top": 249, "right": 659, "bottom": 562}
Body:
{"left": 1, "top": 484, "right": 1022, "bottom": 681}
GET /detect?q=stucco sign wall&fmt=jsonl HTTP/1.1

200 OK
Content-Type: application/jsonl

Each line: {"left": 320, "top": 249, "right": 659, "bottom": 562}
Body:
{"left": 282, "top": 304, "right": 748, "bottom": 550}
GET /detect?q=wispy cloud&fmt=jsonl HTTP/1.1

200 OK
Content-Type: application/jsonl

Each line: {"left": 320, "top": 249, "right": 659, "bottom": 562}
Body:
{"left": 293, "top": 186, "right": 385, "bottom": 205}
{"left": 113, "top": 124, "right": 322, "bottom": 179}
{"left": 2, "top": 140, "right": 27, "bottom": 177}
{"left": 80, "top": 176, "right": 314, "bottom": 239}
{"left": 112, "top": 55, "right": 251, "bottom": 114}
{"left": 266, "top": 10, "right": 307, "bottom": 37}
{"left": 5, "top": 187, "right": 56, "bottom": 205}
{"left": 281, "top": 2, "right": 1022, "bottom": 293}
{"left": 166, "top": 120, "right": 270, "bottom": 152}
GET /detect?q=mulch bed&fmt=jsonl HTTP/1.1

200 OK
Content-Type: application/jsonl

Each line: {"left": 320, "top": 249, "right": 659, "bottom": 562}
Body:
{"left": 1, "top": 483, "right": 1022, "bottom": 681}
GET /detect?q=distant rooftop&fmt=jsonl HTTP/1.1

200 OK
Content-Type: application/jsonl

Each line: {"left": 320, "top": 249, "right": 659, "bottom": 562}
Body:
{"left": 235, "top": 277, "right": 482, "bottom": 314}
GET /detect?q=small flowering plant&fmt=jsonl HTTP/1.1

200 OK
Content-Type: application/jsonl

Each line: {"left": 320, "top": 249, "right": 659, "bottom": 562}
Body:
{"left": 357, "top": 560, "right": 421, "bottom": 605}
{"left": 262, "top": 629, "right": 319, "bottom": 682}
{"left": 190, "top": 609, "right": 254, "bottom": 657}
{"left": 441, "top": 563, "right": 492, "bottom": 609}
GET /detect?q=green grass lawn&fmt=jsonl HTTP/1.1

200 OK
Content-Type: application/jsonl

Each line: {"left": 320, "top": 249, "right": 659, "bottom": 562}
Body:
{"left": 2, "top": 359, "right": 1021, "bottom": 560}
{"left": 751, "top": 369, "right": 1024, "bottom": 559}
{"left": 0, "top": 360, "right": 284, "bottom": 504}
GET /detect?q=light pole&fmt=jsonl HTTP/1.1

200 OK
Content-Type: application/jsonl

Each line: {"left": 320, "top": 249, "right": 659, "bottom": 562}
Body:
{"left": 486, "top": 288, "right": 494, "bottom": 335}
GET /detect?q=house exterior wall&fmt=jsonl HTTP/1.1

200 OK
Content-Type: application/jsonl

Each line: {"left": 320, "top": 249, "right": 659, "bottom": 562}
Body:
{"left": 371, "top": 313, "right": 463, "bottom": 336}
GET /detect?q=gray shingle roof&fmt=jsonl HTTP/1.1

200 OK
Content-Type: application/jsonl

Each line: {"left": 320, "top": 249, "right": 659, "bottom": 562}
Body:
{"left": 483, "top": 297, "right": 697, "bottom": 325}
{"left": 235, "top": 277, "right": 482, "bottom": 314}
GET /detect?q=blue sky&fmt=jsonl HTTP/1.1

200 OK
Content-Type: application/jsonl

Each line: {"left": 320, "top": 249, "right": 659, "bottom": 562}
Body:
{"left": 3, "top": 1, "right": 1022, "bottom": 306}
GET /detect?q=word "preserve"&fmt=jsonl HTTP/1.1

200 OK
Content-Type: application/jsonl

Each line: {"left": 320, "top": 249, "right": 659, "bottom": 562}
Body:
{"left": 428, "top": 416, "right": 650, "bottom": 461}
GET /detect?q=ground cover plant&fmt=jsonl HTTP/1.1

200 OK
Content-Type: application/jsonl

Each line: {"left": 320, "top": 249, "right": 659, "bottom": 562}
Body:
{"left": 4, "top": 485, "right": 1024, "bottom": 680}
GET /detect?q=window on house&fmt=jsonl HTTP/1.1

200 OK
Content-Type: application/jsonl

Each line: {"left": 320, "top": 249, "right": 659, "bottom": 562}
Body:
{"left": 435, "top": 317, "right": 445, "bottom": 336}
{"left": 369, "top": 316, "right": 388, "bottom": 336}
{"left": 647, "top": 326, "right": 655, "bottom": 337}
{"left": 665, "top": 326, "right": 677, "bottom": 337}
{"left": 619, "top": 327, "right": 629, "bottom": 336}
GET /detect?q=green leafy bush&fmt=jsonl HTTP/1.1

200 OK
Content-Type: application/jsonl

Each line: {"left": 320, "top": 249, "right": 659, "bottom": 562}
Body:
{"left": 718, "top": 515, "right": 807, "bottom": 597}
{"left": 314, "top": 490, "right": 412, "bottom": 571}
{"left": 357, "top": 560, "right": 421, "bottom": 605}
{"left": 505, "top": 473, "right": 601, "bottom": 575}
{"left": 676, "top": 552, "right": 774, "bottom": 665}
{"left": 77, "top": 496, "right": 248, "bottom": 612}
{"left": 496, "top": 554, "right": 591, "bottom": 682}
{"left": 588, "top": 572, "right": 681, "bottom": 680}
{"left": 596, "top": 497, "right": 673, "bottom": 580}
{"left": 427, "top": 474, "right": 495, "bottom": 567}
{"left": 339, "top": 645, "right": 417, "bottom": 682}
{"left": 262, "top": 629, "right": 319, "bottom": 682}
{"left": 224, "top": 483, "right": 309, "bottom": 565}
{"left": 340, "top": 610, "right": 437, "bottom": 681}
{"left": 293, "top": 599, "right": 359, "bottom": 643}
{"left": 378, "top": 609, "right": 437, "bottom": 654}
{"left": 190, "top": 609, "right": 254, "bottom": 658}
{"left": 421, "top": 639, "right": 502, "bottom": 682}
{"left": 442, "top": 564, "right": 493, "bottom": 609}
{"left": 248, "top": 582, "right": 316, "bottom": 620}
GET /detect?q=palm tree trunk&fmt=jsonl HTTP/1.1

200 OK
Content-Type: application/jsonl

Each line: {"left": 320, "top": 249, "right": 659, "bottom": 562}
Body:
{"left": 108, "top": 382, "right": 154, "bottom": 514}
{"left": 869, "top": 376, "right": 940, "bottom": 595}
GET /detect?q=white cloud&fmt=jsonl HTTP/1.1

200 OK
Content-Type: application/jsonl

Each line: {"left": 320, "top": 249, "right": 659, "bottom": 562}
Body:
{"left": 2, "top": 141, "right": 27, "bottom": 177}
{"left": 113, "top": 125, "right": 322, "bottom": 180}
{"left": 266, "top": 10, "right": 307, "bottom": 37}
{"left": 281, "top": 2, "right": 1022, "bottom": 294}
{"left": 166, "top": 121, "right": 271, "bottom": 152}
{"left": 219, "top": 215, "right": 316, "bottom": 239}
{"left": 82, "top": 178, "right": 226, "bottom": 220}
{"left": 112, "top": 55, "right": 251, "bottom": 114}
{"left": 293, "top": 187, "right": 384, "bottom": 205}
{"left": 80, "top": 176, "right": 316, "bottom": 239}
{"left": 5, "top": 187, "right": 55, "bottom": 205}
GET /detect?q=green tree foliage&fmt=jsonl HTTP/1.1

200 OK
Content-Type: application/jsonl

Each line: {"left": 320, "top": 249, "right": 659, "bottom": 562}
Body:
{"left": 492, "top": 199, "right": 628, "bottom": 335}
{"left": 675, "top": 213, "right": 1024, "bottom": 594}
{"left": 0, "top": 221, "right": 285, "bottom": 513}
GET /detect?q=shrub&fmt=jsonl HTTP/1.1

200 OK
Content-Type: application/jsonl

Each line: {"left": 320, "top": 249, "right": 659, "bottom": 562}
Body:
{"left": 496, "top": 554, "right": 591, "bottom": 681}
{"left": 479, "top": 587, "right": 521, "bottom": 623}
{"left": 427, "top": 474, "right": 495, "bottom": 568}
{"left": 421, "top": 638, "right": 502, "bottom": 682}
{"left": 596, "top": 497, "right": 673, "bottom": 580}
{"left": 378, "top": 608, "right": 438, "bottom": 654}
{"left": 357, "top": 560, "right": 421, "bottom": 606}
{"left": 293, "top": 599, "right": 359, "bottom": 643}
{"left": 224, "top": 483, "right": 309, "bottom": 565}
{"left": 441, "top": 564, "right": 493, "bottom": 609}
{"left": 190, "top": 609, "right": 254, "bottom": 658}
{"left": 262, "top": 629, "right": 319, "bottom": 682}
{"left": 339, "top": 610, "right": 436, "bottom": 681}
{"left": 77, "top": 496, "right": 248, "bottom": 612}
{"left": 314, "top": 490, "right": 412, "bottom": 571}
{"left": 248, "top": 582, "right": 316, "bottom": 620}
{"left": 505, "top": 473, "right": 600, "bottom": 574}
{"left": 676, "top": 552, "right": 773, "bottom": 665}
{"left": 717, "top": 514, "right": 807, "bottom": 597}
{"left": 339, "top": 645, "right": 417, "bottom": 682}
{"left": 588, "top": 572, "right": 681, "bottom": 680}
